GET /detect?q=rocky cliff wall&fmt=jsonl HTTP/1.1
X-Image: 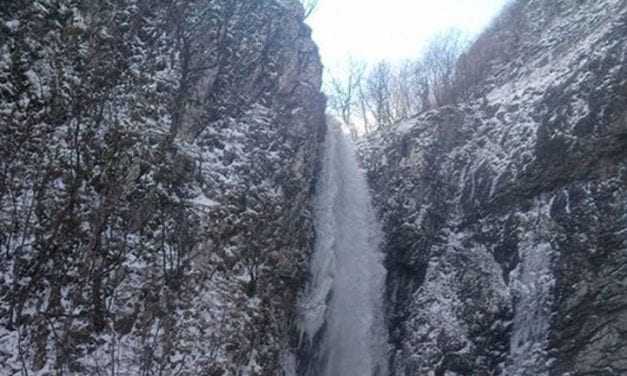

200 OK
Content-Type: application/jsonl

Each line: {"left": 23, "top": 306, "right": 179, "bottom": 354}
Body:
{"left": 0, "top": 1, "right": 325, "bottom": 374}
{"left": 360, "top": 1, "right": 627, "bottom": 374}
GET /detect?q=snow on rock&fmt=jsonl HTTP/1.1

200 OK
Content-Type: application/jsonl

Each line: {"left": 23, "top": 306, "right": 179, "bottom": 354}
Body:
{"left": 0, "top": 1, "right": 325, "bottom": 375}
{"left": 4, "top": 20, "right": 19, "bottom": 32}
{"left": 360, "top": 0, "right": 627, "bottom": 375}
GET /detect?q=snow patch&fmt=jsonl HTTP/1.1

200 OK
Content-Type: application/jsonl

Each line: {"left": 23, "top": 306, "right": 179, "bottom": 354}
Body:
{"left": 4, "top": 20, "right": 19, "bottom": 32}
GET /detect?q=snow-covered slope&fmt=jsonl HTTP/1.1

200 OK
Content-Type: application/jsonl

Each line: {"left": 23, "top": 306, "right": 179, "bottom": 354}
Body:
{"left": 360, "top": 0, "right": 627, "bottom": 374}
{"left": 0, "top": 1, "right": 325, "bottom": 375}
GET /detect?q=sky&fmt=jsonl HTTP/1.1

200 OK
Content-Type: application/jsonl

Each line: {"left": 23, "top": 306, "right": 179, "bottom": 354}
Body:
{"left": 307, "top": 0, "right": 510, "bottom": 69}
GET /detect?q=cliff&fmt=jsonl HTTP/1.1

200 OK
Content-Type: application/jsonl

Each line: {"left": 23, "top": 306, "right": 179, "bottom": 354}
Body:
{"left": 0, "top": 0, "right": 325, "bottom": 374}
{"left": 360, "top": 0, "right": 627, "bottom": 374}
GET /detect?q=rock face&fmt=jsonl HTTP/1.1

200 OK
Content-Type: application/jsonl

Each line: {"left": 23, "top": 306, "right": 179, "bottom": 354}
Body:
{"left": 360, "top": 0, "right": 627, "bottom": 375}
{"left": 0, "top": 1, "right": 325, "bottom": 374}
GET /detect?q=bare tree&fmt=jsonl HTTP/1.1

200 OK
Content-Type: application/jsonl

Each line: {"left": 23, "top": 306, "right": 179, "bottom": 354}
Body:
{"left": 453, "top": 1, "right": 526, "bottom": 100}
{"left": 326, "top": 57, "right": 367, "bottom": 129}
{"left": 411, "top": 60, "right": 432, "bottom": 111}
{"left": 323, "top": 28, "right": 472, "bottom": 132}
{"left": 390, "top": 60, "right": 422, "bottom": 120}
{"left": 365, "top": 61, "right": 394, "bottom": 129}
{"left": 356, "top": 81, "right": 373, "bottom": 134}
{"left": 454, "top": 50, "right": 484, "bottom": 101}
{"left": 420, "top": 29, "right": 467, "bottom": 107}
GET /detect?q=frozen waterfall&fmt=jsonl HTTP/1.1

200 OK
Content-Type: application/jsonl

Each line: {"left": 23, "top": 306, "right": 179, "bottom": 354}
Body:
{"left": 505, "top": 200, "right": 557, "bottom": 375}
{"left": 298, "top": 120, "right": 389, "bottom": 376}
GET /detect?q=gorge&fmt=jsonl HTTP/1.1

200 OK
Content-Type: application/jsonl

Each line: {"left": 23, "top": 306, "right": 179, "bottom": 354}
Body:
{"left": 1, "top": 0, "right": 627, "bottom": 375}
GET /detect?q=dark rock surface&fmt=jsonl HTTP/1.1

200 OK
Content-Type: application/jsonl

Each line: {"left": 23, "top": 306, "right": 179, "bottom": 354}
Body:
{"left": 360, "top": 1, "right": 627, "bottom": 374}
{"left": 0, "top": 0, "right": 325, "bottom": 374}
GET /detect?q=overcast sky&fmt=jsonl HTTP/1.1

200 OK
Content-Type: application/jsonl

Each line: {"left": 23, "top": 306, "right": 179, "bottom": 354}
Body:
{"left": 307, "top": 0, "right": 510, "bottom": 69}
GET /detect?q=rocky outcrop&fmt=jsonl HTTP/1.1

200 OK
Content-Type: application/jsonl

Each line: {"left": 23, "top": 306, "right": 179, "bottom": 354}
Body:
{"left": 360, "top": 0, "right": 627, "bottom": 374}
{"left": 0, "top": 1, "right": 325, "bottom": 374}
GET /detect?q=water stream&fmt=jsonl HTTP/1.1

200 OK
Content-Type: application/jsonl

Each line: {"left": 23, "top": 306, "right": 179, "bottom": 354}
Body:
{"left": 298, "top": 120, "right": 389, "bottom": 376}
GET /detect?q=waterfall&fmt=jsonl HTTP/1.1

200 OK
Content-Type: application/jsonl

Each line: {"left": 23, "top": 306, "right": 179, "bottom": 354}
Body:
{"left": 505, "top": 200, "right": 556, "bottom": 375}
{"left": 298, "top": 120, "right": 389, "bottom": 376}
